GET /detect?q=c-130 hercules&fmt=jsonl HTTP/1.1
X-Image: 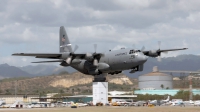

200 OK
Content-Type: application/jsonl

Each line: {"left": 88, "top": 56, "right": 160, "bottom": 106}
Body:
{"left": 12, "top": 26, "right": 187, "bottom": 77}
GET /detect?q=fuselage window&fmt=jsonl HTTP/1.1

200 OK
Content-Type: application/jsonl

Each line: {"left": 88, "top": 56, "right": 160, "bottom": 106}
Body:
{"left": 131, "top": 55, "right": 135, "bottom": 58}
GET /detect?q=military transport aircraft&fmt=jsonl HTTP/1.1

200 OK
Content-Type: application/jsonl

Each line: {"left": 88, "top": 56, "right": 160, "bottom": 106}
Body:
{"left": 12, "top": 26, "right": 187, "bottom": 76}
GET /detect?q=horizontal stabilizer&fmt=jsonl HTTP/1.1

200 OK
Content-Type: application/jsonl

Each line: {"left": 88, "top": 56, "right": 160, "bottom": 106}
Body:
{"left": 32, "top": 60, "right": 63, "bottom": 63}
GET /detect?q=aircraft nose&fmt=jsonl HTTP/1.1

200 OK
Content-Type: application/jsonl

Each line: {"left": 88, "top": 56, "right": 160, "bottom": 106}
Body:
{"left": 138, "top": 54, "right": 148, "bottom": 63}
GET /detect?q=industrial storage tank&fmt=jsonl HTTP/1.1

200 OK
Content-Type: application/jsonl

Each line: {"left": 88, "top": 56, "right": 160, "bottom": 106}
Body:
{"left": 138, "top": 67, "right": 173, "bottom": 90}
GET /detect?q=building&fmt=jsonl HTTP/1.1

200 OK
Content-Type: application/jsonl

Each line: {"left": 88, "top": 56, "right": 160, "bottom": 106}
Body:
{"left": 63, "top": 94, "right": 137, "bottom": 104}
{"left": 0, "top": 95, "right": 39, "bottom": 104}
{"left": 134, "top": 89, "right": 200, "bottom": 96}
{"left": 108, "top": 90, "right": 132, "bottom": 96}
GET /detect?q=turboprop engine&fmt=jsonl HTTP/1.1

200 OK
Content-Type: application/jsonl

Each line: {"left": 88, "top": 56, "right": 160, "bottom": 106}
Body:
{"left": 148, "top": 50, "right": 160, "bottom": 57}
{"left": 71, "top": 60, "right": 110, "bottom": 75}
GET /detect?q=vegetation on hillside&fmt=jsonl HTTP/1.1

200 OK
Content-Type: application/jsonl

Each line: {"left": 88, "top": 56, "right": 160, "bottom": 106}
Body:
{"left": 135, "top": 90, "right": 200, "bottom": 101}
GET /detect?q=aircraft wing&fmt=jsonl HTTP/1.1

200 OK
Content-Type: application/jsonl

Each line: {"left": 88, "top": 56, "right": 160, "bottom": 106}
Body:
{"left": 12, "top": 53, "right": 63, "bottom": 59}
{"left": 159, "top": 70, "right": 200, "bottom": 74}
{"left": 12, "top": 53, "right": 89, "bottom": 59}
{"left": 32, "top": 60, "right": 64, "bottom": 63}
{"left": 142, "top": 48, "right": 188, "bottom": 57}
{"left": 158, "top": 48, "right": 188, "bottom": 52}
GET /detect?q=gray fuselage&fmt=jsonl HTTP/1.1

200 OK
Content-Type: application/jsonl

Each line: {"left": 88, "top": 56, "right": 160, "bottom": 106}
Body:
{"left": 71, "top": 48, "right": 148, "bottom": 75}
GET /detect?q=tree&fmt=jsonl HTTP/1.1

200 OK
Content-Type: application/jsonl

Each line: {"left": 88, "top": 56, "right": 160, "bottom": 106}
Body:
{"left": 59, "top": 89, "right": 64, "bottom": 94}
{"left": 160, "top": 84, "right": 164, "bottom": 89}
{"left": 166, "top": 87, "right": 169, "bottom": 90}
{"left": 5, "top": 89, "right": 11, "bottom": 95}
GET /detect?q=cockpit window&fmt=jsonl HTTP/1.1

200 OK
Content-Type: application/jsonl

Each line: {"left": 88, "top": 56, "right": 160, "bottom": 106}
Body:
{"left": 129, "top": 50, "right": 135, "bottom": 54}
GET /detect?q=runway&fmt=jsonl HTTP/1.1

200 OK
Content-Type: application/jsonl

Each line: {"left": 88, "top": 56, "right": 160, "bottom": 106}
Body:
{"left": 0, "top": 106, "right": 200, "bottom": 112}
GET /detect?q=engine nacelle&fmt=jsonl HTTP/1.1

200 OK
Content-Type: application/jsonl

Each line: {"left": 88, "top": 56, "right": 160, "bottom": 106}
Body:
{"left": 85, "top": 53, "right": 94, "bottom": 61}
{"left": 148, "top": 50, "right": 159, "bottom": 57}
{"left": 71, "top": 60, "right": 100, "bottom": 75}
{"left": 71, "top": 60, "right": 110, "bottom": 75}
{"left": 97, "top": 63, "right": 110, "bottom": 71}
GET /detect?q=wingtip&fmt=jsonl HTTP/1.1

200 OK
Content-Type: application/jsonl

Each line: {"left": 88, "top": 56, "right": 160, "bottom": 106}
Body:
{"left": 12, "top": 53, "right": 24, "bottom": 56}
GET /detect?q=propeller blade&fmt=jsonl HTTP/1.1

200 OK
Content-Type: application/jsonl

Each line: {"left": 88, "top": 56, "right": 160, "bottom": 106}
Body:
{"left": 141, "top": 46, "right": 145, "bottom": 51}
{"left": 94, "top": 44, "right": 97, "bottom": 53}
{"left": 158, "top": 56, "right": 162, "bottom": 62}
{"left": 163, "top": 51, "right": 168, "bottom": 54}
{"left": 66, "top": 56, "right": 72, "bottom": 64}
{"left": 158, "top": 41, "right": 161, "bottom": 49}
{"left": 73, "top": 45, "right": 79, "bottom": 53}
{"left": 132, "top": 44, "right": 135, "bottom": 49}
{"left": 93, "top": 58, "right": 98, "bottom": 66}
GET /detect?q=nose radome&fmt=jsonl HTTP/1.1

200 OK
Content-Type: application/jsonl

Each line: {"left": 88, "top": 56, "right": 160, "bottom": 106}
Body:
{"left": 138, "top": 53, "right": 148, "bottom": 63}
{"left": 141, "top": 55, "right": 147, "bottom": 62}
{"left": 143, "top": 55, "right": 148, "bottom": 62}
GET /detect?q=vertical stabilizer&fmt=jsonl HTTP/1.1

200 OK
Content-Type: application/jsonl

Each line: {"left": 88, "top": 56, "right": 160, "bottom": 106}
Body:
{"left": 59, "top": 26, "right": 72, "bottom": 52}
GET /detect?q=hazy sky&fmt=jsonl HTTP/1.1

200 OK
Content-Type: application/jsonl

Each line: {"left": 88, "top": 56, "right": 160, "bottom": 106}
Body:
{"left": 0, "top": 0, "right": 199, "bottom": 67}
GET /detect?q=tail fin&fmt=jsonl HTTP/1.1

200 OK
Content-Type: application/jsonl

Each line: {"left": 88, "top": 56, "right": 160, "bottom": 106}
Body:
{"left": 59, "top": 26, "right": 72, "bottom": 52}
{"left": 166, "top": 96, "right": 170, "bottom": 101}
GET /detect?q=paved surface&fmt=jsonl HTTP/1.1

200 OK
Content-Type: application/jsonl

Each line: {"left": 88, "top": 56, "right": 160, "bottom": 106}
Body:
{"left": 0, "top": 106, "right": 200, "bottom": 112}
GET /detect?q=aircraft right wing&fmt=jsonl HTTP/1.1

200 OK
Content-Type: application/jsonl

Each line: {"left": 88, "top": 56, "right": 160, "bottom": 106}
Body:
{"left": 142, "top": 48, "right": 188, "bottom": 57}
{"left": 12, "top": 53, "right": 88, "bottom": 59}
{"left": 31, "top": 60, "right": 64, "bottom": 63}
{"left": 159, "top": 70, "right": 200, "bottom": 74}
{"left": 12, "top": 53, "right": 63, "bottom": 59}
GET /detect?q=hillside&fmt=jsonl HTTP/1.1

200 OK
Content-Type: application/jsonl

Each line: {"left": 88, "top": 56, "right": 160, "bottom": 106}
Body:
{"left": 0, "top": 71, "right": 199, "bottom": 96}
{"left": 0, "top": 72, "right": 135, "bottom": 95}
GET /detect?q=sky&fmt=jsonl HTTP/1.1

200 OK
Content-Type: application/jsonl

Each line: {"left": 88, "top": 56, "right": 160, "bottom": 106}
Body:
{"left": 0, "top": 0, "right": 199, "bottom": 67}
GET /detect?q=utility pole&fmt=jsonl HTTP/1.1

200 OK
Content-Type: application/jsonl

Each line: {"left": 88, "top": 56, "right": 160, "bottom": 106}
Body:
{"left": 15, "top": 80, "right": 18, "bottom": 100}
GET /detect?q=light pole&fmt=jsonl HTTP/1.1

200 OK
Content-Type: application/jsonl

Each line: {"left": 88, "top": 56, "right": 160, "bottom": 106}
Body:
{"left": 15, "top": 80, "right": 18, "bottom": 100}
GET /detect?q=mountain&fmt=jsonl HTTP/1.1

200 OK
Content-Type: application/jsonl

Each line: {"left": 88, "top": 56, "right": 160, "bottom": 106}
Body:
{"left": 20, "top": 65, "right": 76, "bottom": 76}
{"left": 0, "top": 64, "right": 35, "bottom": 79}
{"left": 124, "top": 54, "right": 200, "bottom": 78}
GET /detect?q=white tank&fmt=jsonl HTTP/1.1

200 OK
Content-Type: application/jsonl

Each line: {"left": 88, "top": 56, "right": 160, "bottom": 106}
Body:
{"left": 138, "top": 72, "right": 173, "bottom": 90}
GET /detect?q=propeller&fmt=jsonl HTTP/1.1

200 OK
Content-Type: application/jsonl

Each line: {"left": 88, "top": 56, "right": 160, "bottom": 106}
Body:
{"left": 131, "top": 44, "right": 145, "bottom": 52}
{"left": 157, "top": 41, "right": 168, "bottom": 62}
{"left": 66, "top": 45, "right": 79, "bottom": 64}
{"left": 94, "top": 44, "right": 97, "bottom": 53}
{"left": 157, "top": 56, "right": 161, "bottom": 62}
{"left": 156, "top": 41, "right": 161, "bottom": 62}
{"left": 93, "top": 44, "right": 98, "bottom": 66}
{"left": 132, "top": 44, "right": 135, "bottom": 49}
{"left": 141, "top": 46, "right": 145, "bottom": 52}
{"left": 158, "top": 41, "right": 161, "bottom": 50}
